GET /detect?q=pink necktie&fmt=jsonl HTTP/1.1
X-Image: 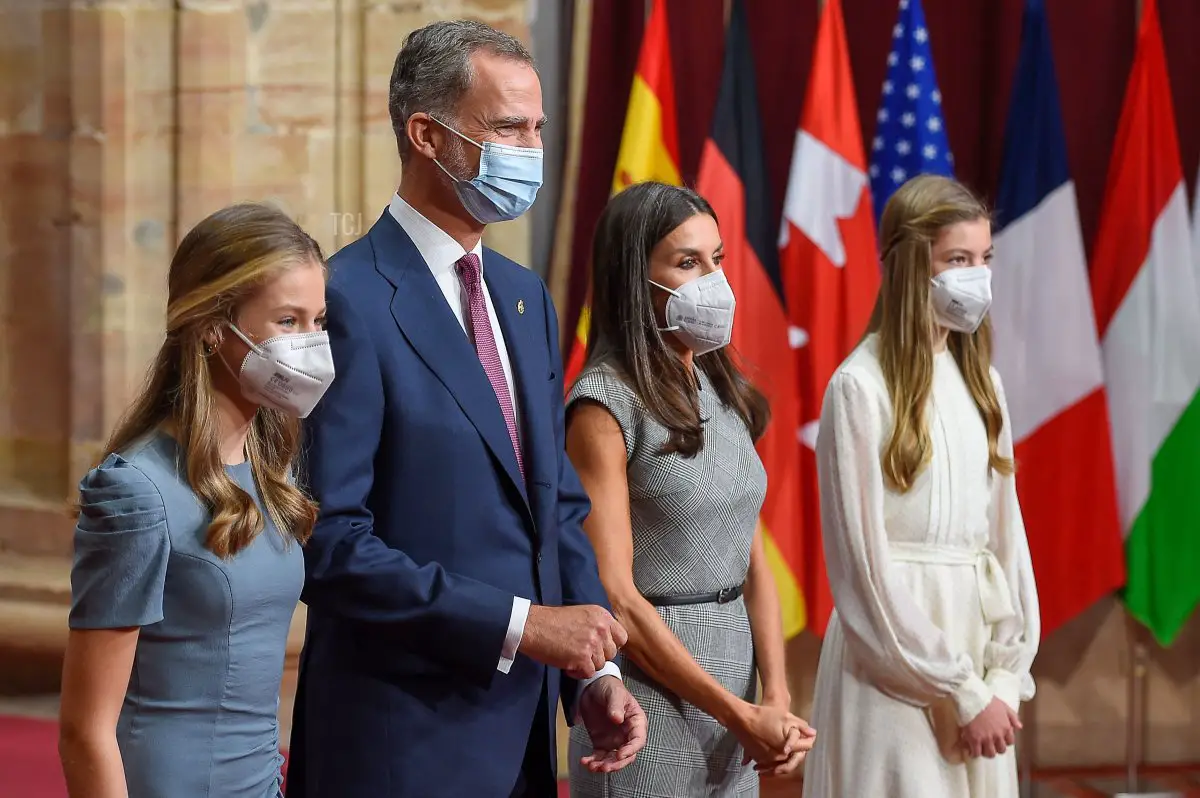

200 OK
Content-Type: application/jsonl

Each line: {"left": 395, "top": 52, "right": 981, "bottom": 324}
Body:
{"left": 456, "top": 253, "right": 525, "bottom": 480}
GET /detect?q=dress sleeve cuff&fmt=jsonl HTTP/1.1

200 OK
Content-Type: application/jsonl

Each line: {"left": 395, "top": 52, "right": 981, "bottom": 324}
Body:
{"left": 984, "top": 668, "right": 1022, "bottom": 713}
{"left": 951, "top": 672, "right": 993, "bottom": 725}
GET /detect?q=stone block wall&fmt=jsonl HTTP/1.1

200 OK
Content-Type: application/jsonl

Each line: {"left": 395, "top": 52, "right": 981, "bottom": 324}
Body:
{"left": 0, "top": 0, "right": 534, "bottom": 559}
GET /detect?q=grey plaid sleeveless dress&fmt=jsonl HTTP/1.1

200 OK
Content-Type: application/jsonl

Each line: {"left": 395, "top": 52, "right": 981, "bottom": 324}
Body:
{"left": 567, "top": 364, "right": 767, "bottom": 798}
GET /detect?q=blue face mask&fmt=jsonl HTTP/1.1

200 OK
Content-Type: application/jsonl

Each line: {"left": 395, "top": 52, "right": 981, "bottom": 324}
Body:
{"left": 430, "top": 116, "right": 544, "bottom": 224}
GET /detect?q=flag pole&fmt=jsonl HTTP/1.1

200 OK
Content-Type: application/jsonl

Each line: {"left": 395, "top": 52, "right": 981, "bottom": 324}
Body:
{"left": 1125, "top": 612, "right": 1150, "bottom": 793}
{"left": 1123, "top": 2, "right": 1159, "bottom": 796}
{"left": 1122, "top": 8, "right": 1143, "bottom": 791}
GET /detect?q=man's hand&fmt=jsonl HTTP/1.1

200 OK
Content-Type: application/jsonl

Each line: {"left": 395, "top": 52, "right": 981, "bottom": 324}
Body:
{"left": 959, "top": 697, "right": 1020, "bottom": 758}
{"left": 577, "top": 675, "right": 647, "bottom": 773}
{"left": 517, "top": 604, "right": 628, "bottom": 678}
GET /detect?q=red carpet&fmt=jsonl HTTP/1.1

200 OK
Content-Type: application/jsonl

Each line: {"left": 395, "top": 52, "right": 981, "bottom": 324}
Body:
{"left": 0, "top": 714, "right": 571, "bottom": 797}
{"left": 1, "top": 715, "right": 66, "bottom": 797}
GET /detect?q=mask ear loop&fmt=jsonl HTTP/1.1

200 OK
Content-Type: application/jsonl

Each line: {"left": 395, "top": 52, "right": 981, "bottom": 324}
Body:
{"left": 213, "top": 321, "right": 262, "bottom": 382}
{"left": 432, "top": 158, "right": 465, "bottom": 185}
{"left": 227, "top": 322, "right": 263, "bottom": 354}
{"left": 428, "top": 115, "right": 485, "bottom": 151}
{"left": 648, "top": 280, "right": 681, "bottom": 332}
{"left": 428, "top": 116, "right": 487, "bottom": 188}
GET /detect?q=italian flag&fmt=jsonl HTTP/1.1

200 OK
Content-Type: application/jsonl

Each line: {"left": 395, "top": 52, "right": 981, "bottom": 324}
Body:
{"left": 1091, "top": 0, "right": 1200, "bottom": 646}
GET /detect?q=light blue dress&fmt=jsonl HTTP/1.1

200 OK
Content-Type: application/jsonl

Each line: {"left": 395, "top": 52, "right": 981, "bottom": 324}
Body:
{"left": 68, "top": 430, "right": 303, "bottom": 798}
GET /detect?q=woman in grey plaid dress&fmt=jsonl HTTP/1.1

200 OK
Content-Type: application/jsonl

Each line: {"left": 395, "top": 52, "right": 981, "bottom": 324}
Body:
{"left": 565, "top": 183, "right": 815, "bottom": 797}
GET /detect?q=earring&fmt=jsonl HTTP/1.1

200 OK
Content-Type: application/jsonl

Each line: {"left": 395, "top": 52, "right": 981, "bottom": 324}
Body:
{"left": 202, "top": 341, "right": 215, "bottom": 356}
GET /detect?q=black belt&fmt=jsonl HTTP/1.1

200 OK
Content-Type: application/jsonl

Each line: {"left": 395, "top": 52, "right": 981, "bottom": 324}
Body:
{"left": 644, "top": 583, "right": 745, "bottom": 607}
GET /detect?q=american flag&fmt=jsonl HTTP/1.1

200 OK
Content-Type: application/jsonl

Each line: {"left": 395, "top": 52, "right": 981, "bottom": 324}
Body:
{"left": 868, "top": 0, "right": 954, "bottom": 222}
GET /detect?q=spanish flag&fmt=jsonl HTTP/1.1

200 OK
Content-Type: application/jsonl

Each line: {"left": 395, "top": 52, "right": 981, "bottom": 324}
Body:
{"left": 563, "top": 0, "right": 681, "bottom": 390}
{"left": 696, "top": 0, "right": 806, "bottom": 637}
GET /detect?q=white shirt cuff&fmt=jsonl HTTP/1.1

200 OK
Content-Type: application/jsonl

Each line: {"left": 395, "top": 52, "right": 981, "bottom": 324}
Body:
{"left": 497, "top": 596, "right": 531, "bottom": 674}
{"left": 579, "top": 661, "right": 622, "bottom": 693}
{"left": 574, "top": 661, "right": 622, "bottom": 723}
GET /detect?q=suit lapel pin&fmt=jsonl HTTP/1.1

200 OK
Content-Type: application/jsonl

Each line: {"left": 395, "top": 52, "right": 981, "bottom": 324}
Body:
{"left": 517, "top": 299, "right": 525, "bottom": 315}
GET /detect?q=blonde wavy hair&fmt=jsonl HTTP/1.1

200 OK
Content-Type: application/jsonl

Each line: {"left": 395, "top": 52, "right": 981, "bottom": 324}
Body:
{"left": 867, "top": 174, "right": 1014, "bottom": 493}
{"left": 103, "top": 203, "right": 323, "bottom": 557}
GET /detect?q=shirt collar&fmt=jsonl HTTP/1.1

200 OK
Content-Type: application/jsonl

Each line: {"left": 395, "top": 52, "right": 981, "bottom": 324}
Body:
{"left": 388, "top": 193, "right": 484, "bottom": 279}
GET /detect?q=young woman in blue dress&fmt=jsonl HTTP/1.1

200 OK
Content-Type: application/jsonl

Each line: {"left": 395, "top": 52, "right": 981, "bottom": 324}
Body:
{"left": 57, "top": 203, "right": 334, "bottom": 798}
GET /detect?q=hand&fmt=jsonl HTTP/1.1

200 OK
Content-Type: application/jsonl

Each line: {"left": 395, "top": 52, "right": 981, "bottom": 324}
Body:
{"left": 577, "top": 675, "right": 647, "bottom": 773}
{"left": 755, "top": 714, "right": 816, "bottom": 778}
{"left": 751, "top": 691, "right": 816, "bottom": 776}
{"left": 959, "top": 698, "right": 1021, "bottom": 758}
{"left": 729, "top": 702, "right": 814, "bottom": 771}
{"left": 518, "top": 604, "right": 628, "bottom": 678}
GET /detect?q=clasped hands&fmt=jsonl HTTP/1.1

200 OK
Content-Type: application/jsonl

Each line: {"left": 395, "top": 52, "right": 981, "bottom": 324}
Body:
{"left": 732, "top": 699, "right": 816, "bottom": 778}
{"left": 518, "top": 604, "right": 646, "bottom": 773}
{"left": 515, "top": 603, "right": 818, "bottom": 776}
{"left": 958, "top": 697, "right": 1022, "bottom": 759}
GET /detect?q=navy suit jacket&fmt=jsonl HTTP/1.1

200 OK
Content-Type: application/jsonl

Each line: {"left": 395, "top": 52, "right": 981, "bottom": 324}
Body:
{"left": 286, "top": 210, "right": 609, "bottom": 797}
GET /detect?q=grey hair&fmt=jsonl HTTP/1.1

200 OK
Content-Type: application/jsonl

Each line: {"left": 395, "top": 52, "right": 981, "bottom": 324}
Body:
{"left": 388, "top": 19, "right": 535, "bottom": 162}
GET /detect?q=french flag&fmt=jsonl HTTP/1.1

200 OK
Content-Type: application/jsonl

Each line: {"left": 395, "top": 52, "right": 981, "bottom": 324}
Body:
{"left": 989, "top": 0, "right": 1125, "bottom": 635}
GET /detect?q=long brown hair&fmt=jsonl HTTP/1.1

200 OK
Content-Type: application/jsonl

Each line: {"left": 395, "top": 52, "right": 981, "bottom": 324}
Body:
{"left": 867, "top": 174, "right": 1013, "bottom": 492}
{"left": 103, "top": 203, "right": 324, "bottom": 557}
{"left": 581, "top": 182, "right": 769, "bottom": 457}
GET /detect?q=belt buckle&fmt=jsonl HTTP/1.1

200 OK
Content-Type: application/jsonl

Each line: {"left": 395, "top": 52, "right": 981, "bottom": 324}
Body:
{"left": 717, "top": 587, "right": 735, "bottom": 604}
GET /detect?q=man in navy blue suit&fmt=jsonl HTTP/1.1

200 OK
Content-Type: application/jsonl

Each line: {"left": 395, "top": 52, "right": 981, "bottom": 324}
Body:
{"left": 286, "top": 19, "right": 647, "bottom": 798}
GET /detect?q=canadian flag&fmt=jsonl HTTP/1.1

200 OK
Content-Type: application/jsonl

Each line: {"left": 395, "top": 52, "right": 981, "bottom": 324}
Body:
{"left": 778, "top": 0, "right": 880, "bottom": 636}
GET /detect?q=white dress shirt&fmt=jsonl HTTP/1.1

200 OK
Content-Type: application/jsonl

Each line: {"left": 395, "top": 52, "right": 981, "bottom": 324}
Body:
{"left": 388, "top": 195, "right": 620, "bottom": 690}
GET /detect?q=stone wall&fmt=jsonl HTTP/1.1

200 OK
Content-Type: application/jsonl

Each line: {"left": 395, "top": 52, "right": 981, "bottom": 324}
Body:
{"left": 0, "top": 0, "right": 534, "bottom": 560}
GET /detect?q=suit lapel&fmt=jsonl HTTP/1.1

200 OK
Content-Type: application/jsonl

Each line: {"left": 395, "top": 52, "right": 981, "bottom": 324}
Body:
{"left": 367, "top": 213, "right": 529, "bottom": 509}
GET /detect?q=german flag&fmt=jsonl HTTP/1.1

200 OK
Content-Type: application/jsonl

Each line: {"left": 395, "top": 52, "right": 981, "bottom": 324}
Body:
{"left": 778, "top": 0, "right": 879, "bottom": 636}
{"left": 563, "top": 0, "right": 681, "bottom": 390}
{"left": 696, "top": 0, "right": 805, "bottom": 636}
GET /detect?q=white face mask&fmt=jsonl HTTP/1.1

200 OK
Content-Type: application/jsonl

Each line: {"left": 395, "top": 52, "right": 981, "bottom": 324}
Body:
{"left": 224, "top": 324, "right": 335, "bottom": 419}
{"left": 930, "top": 266, "right": 992, "bottom": 334}
{"left": 649, "top": 270, "right": 737, "bottom": 356}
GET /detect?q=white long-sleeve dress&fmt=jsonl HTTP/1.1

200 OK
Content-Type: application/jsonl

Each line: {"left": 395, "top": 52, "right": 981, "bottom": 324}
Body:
{"left": 802, "top": 336, "right": 1040, "bottom": 798}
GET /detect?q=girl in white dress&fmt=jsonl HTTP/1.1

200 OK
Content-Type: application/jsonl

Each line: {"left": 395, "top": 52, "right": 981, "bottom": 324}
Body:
{"left": 802, "top": 175, "right": 1040, "bottom": 798}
